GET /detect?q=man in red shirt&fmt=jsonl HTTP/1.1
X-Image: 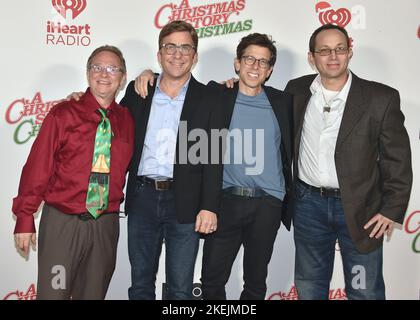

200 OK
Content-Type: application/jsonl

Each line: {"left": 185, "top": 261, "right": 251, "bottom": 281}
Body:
{"left": 12, "top": 45, "right": 134, "bottom": 299}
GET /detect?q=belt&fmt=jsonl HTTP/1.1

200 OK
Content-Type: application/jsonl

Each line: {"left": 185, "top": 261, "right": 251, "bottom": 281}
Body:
{"left": 137, "top": 176, "right": 173, "bottom": 191}
{"left": 298, "top": 179, "right": 341, "bottom": 198}
{"left": 78, "top": 212, "right": 116, "bottom": 221}
{"left": 224, "top": 186, "right": 265, "bottom": 198}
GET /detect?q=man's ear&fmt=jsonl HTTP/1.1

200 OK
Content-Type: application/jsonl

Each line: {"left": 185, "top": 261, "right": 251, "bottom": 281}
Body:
{"left": 191, "top": 52, "right": 198, "bottom": 70}
{"left": 348, "top": 48, "right": 353, "bottom": 60}
{"left": 157, "top": 51, "right": 162, "bottom": 65}
{"left": 120, "top": 74, "right": 127, "bottom": 90}
{"left": 308, "top": 51, "right": 314, "bottom": 67}
{"left": 307, "top": 52, "right": 318, "bottom": 72}
{"left": 266, "top": 66, "right": 273, "bottom": 80}
{"left": 234, "top": 58, "right": 240, "bottom": 75}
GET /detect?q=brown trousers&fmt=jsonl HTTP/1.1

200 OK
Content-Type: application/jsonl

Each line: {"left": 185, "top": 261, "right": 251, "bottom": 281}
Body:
{"left": 36, "top": 205, "right": 119, "bottom": 300}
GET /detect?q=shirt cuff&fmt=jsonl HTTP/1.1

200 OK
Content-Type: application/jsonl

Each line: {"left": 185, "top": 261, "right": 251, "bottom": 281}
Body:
{"left": 14, "top": 216, "right": 36, "bottom": 234}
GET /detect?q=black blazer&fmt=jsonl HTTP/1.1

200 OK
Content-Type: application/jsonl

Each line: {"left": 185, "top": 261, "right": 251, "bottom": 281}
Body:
{"left": 208, "top": 81, "right": 294, "bottom": 230}
{"left": 120, "top": 76, "right": 220, "bottom": 223}
{"left": 285, "top": 73, "right": 412, "bottom": 253}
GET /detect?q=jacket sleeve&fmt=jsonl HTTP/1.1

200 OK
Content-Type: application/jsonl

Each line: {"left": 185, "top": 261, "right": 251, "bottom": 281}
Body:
{"left": 284, "top": 79, "right": 294, "bottom": 95}
{"left": 378, "top": 90, "right": 412, "bottom": 223}
{"left": 119, "top": 80, "right": 136, "bottom": 112}
{"left": 199, "top": 88, "right": 224, "bottom": 214}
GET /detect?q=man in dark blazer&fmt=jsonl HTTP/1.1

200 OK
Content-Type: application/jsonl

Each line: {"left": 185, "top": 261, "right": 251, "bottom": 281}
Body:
{"left": 200, "top": 33, "right": 293, "bottom": 300}
{"left": 285, "top": 24, "right": 412, "bottom": 300}
{"left": 120, "top": 20, "right": 219, "bottom": 300}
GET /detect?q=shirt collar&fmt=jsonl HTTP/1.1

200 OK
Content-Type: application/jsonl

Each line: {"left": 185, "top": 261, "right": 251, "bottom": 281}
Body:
{"left": 80, "top": 88, "right": 118, "bottom": 115}
{"left": 310, "top": 70, "right": 353, "bottom": 103}
{"left": 155, "top": 73, "right": 191, "bottom": 99}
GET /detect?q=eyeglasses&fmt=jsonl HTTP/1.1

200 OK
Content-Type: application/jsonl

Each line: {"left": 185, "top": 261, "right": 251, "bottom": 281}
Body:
{"left": 314, "top": 47, "right": 349, "bottom": 56}
{"left": 241, "top": 55, "right": 271, "bottom": 69}
{"left": 160, "top": 43, "right": 196, "bottom": 55}
{"left": 88, "top": 64, "right": 123, "bottom": 75}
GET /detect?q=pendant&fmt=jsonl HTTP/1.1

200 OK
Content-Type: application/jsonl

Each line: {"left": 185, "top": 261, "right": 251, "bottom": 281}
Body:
{"left": 323, "top": 105, "right": 331, "bottom": 113}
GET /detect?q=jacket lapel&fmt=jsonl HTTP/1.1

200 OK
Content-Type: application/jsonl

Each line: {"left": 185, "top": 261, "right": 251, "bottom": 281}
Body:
{"left": 136, "top": 84, "right": 155, "bottom": 151}
{"left": 335, "top": 73, "right": 366, "bottom": 150}
{"left": 224, "top": 82, "right": 240, "bottom": 127}
{"left": 179, "top": 75, "right": 201, "bottom": 123}
{"left": 265, "top": 87, "right": 292, "bottom": 164}
{"left": 294, "top": 90, "right": 312, "bottom": 157}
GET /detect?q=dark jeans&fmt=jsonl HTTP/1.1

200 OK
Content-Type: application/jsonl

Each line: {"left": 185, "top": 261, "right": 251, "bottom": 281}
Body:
{"left": 201, "top": 191, "right": 283, "bottom": 300}
{"left": 293, "top": 180, "right": 385, "bottom": 300}
{"left": 127, "top": 180, "right": 199, "bottom": 300}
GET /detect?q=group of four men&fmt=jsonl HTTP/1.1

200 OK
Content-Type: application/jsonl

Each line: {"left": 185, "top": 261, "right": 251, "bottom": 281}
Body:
{"left": 12, "top": 20, "right": 412, "bottom": 300}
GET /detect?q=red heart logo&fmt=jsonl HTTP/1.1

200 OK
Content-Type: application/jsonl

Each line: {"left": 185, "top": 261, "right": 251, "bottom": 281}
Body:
{"left": 319, "top": 7, "right": 352, "bottom": 28}
{"left": 52, "top": 0, "right": 87, "bottom": 20}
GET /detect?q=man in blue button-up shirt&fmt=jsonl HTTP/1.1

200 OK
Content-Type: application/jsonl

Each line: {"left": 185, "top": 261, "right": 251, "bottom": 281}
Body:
{"left": 138, "top": 74, "right": 188, "bottom": 179}
{"left": 120, "top": 21, "right": 220, "bottom": 300}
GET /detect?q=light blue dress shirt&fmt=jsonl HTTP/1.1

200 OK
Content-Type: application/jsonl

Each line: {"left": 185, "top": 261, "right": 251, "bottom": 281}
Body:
{"left": 137, "top": 74, "right": 190, "bottom": 178}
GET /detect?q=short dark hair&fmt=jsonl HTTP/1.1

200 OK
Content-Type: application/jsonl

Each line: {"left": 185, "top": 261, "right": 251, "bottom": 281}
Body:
{"left": 158, "top": 20, "right": 198, "bottom": 51}
{"left": 309, "top": 24, "right": 350, "bottom": 53}
{"left": 236, "top": 33, "right": 277, "bottom": 66}
{"left": 86, "top": 45, "right": 126, "bottom": 73}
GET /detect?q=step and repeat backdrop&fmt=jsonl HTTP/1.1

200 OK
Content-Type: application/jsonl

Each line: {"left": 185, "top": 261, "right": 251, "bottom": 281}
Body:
{"left": 1, "top": 0, "right": 419, "bottom": 300}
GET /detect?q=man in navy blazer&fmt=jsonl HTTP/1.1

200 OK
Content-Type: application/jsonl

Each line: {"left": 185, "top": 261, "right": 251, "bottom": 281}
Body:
{"left": 200, "top": 33, "right": 293, "bottom": 300}
{"left": 121, "top": 20, "right": 219, "bottom": 300}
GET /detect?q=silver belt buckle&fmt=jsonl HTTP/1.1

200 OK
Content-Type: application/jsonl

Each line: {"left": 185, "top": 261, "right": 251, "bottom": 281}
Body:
{"left": 245, "top": 188, "right": 253, "bottom": 197}
{"left": 240, "top": 187, "right": 253, "bottom": 197}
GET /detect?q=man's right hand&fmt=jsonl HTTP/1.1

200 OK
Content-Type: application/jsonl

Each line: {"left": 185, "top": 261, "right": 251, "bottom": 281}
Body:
{"left": 14, "top": 233, "right": 36, "bottom": 257}
{"left": 66, "top": 92, "right": 84, "bottom": 101}
{"left": 221, "top": 77, "right": 238, "bottom": 88}
{"left": 134, "top": 69, "right": 155, "bottom": 98}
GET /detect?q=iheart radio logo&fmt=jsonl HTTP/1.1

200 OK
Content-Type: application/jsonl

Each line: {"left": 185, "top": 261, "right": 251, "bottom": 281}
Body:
{"left": 52, "top": 0, "right": 87, "bottom": 20}
{"left": 316, "top": 1, "right": 351, "bottom": 28}
{"left": 47, "top": 0, "right": 91, "bottom": 46}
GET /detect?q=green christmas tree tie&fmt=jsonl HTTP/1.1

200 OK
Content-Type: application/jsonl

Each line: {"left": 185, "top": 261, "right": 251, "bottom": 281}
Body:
{"left": 86, "top": 108, "right": 112, "bottom": 219}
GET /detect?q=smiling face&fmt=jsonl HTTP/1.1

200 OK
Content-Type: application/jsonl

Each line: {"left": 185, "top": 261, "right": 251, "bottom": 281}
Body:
{"left": 87, "top": 50, "right": 126, "bottom": 108}
{"left": 157, "top": 31, "right": 198, "bottom": 83}
{"left": 234, "top": 44, "right": 273, "bottom": 96}
{"left": 308, "top": 28, "right": 352, "bottom": 85}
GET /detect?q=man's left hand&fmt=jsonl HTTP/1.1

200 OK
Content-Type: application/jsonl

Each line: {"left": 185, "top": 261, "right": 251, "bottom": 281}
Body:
{"left": 364, "top": 213, "right": 395, "bottom": 239}
{"left": 195, "top": 210, "right": 217, "bottom": 234}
